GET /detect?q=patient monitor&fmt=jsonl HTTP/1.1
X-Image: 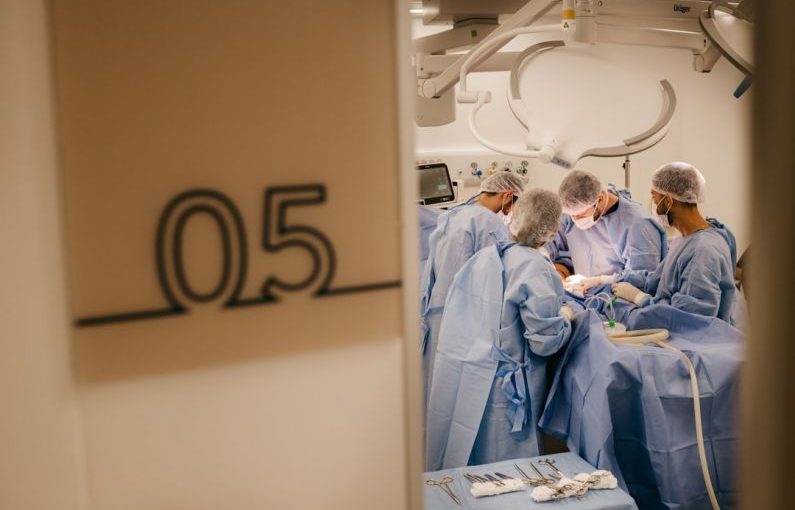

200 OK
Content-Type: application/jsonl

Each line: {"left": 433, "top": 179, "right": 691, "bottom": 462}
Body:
{"left": 418, "top": 163, "right": 456, "bottom": 205}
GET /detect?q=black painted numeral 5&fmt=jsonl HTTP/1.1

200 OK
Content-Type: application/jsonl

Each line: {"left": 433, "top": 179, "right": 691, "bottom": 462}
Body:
{"left": 260, "top": 185, "right": 336, "bottom": 299}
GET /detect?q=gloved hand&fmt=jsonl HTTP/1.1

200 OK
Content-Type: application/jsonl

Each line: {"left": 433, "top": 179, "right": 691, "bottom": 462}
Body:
{"left": 580, "top": 274, "right": 615, "bottom": 293}
{"left": 560, "top": 305, "right": 574, "bottom": 322}
{"left": 564, "top": 274, "right": 613, "bottom": 296}
{"left": 611, "top": 282, "right": 652, "bottom": 306}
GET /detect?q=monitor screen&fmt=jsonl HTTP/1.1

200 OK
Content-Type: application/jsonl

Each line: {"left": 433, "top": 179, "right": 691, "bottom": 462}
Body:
{"left": 418, "top": 163, "right": 454, "bottom": 205}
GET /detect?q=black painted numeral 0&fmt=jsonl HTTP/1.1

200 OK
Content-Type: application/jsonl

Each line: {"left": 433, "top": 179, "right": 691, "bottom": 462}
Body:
{"left": 156, "top": 190, "right": 248, "bottom": 309}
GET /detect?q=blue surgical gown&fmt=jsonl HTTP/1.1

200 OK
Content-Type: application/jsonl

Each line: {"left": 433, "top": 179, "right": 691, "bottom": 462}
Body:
{"left": 619, "top": 217, "right": 739, "bottom": 324}
{"left": 418, "top": 205, "right": 442, "bottom": 279}
{"left": 425, "top": 242, "right": 571, "bottom": 471}
{"left": 548, "top": 187, "right": 666, "bottom": 277}
{"left": 419, "top": 203, "right": 510, "bottom": 403}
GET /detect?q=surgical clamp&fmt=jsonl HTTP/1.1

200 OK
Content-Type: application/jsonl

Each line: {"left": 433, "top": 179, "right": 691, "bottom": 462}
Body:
{"left": 539, "top": 458, "right": 566, "bottom": 480}
{"left": 514, "top": 463, "right": 553, "bottom": 485}
{"left": 465, "top": 472, "right": 503, "bottom": 486}
{"left": 483, "top": 474, "right": 506, "bottom": 486}
{"left": 529, "top": 461, "right": 556, "bottom": 484}
{"left": 426, "top": 476, "right": 463, "bottom": 507}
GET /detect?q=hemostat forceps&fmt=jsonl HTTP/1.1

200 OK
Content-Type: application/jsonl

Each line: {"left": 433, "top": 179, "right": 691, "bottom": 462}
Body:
{"left": 426, "top": 476, "right": 463, "bottom": 507}
{"left": 483, "top": 474, "right": 505, "bottom": 486}
{"left": 513, "top": 463, "right": 552, "bottom": 487}
{"left": 530, "top": 462, "right": 555, "bottom": 485}
{"left": 539, "top": 458, "right": 566, "bottom": 480}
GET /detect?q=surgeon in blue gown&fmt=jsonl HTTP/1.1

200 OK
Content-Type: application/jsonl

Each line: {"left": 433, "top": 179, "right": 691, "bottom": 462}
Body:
{"left": 548, "top": 170, "right": 666, "bottom": 287}
{"left": 601, "top": 162, "right": 742, "bottom": 324}
{"left": 418, "top": 205, "right": 441, "bottom": 279}
{"left": 426, "top": 189, "right": 573, "bottom": 471}
{"left": 420, "top": 172, "right": 526, "bottom": 403}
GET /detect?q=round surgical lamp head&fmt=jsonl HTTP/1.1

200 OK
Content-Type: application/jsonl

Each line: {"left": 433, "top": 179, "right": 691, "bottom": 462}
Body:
{"left": 507, "top": 43, "right": 676, "bottom": 169}
{"left": 699, "top": 1, "right": 754, "bottom": 96}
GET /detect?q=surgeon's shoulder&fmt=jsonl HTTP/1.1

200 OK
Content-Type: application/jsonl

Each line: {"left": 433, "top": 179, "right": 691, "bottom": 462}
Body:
{"left": 617, "top": 194, "right": 654, "bottom": 221}
{"left": 419, "top": 205, "right": 442, "bottom": 225}
{"left": 680, "top": 230, "right": 732, "bottom": 271}
{"left": 468, "top": 204, "right": 502, "bottom": 224}
{"left": 525, "top": 251, "right": 565, "bottom": 294}
{"left": 443, "top": 205, "right": 478, "bottom": 229}
{"left": 556, "top": 214, "right": 574, "bottom": 234}
{"left": 464, "top": 243, "right": 504, "bottom": 274}
{"left": 701, "top": 227, "right": 735, "bottom": 256}
{"left": 506, "top": 246, "right": 556, "bottom": 276}
{"left": 620, "top": 202, "right": 665, "bottom": 241}
{"left": 706, "top": 217, "right": 737, "bottom": 244}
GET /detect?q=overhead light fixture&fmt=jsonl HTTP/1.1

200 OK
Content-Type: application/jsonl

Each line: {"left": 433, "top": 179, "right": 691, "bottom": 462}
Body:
{"left": 699, "top": 0, "right": 755, "bottom": 97}
{"left": 410, "top": 8, "right": 424, "bottom": 15}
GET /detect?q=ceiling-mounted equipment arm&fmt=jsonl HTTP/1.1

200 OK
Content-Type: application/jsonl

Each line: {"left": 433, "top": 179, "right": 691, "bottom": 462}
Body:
{"left": 699, "top": 0, "right": 754, "bottom": 96}
{"left": 699, "top": 0, "right": 754, "bottom": 75}
{"left": 581, "top": 79, "right": 677, "bottom": 158}
{"left": 457, "top": 25, "right": 564, "bottom": 162}
{"left": 418, "top": 0, "right": 559, "bottom": 99}
{"left": 503, "top": 40, "right": 678, "bottom": 167}
{"left": 467, "top": 92, "right": 556, "bottom": 160}
{"left": 456, "top": 24, "right": 560, "bottom": 103}
{"left": 506, "top": 40, "right": 567, "bottom": 129}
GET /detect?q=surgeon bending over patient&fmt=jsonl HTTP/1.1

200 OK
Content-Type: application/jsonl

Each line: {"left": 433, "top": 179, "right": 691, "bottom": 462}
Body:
{"left": 425, "top": 189, "right": 573, "bottom": 471}
{"left": 419, "top": 173, "right": 526, "bottom": 404}
{"left": 585, "top": 162, "right": 740, "bottom": 324}
{"left": 549, "top": 170, "right": 667, "bottom": 288}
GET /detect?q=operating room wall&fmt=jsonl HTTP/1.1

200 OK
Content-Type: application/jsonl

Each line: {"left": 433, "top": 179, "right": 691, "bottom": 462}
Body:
{"left": 413, "top": 21, "right": 751, "bottom": 251}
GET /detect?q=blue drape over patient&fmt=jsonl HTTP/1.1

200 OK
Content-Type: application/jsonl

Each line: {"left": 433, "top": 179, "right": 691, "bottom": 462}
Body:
{"left": 426, "top": 242, "right": 571, "bottom": 471}
{"left": 541, "top": 305, "right": 743, "bottom": 509}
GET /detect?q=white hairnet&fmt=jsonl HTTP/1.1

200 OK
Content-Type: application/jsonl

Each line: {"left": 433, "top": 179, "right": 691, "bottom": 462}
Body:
{"left": 558, "top": 170, "right": 602, "bottom": 213}
{"left": 651, "top": 162, "right": 706, "bottom": 204}
{"left": 479, "top": 172, "right": 526, "bottom": 195}
{"left": 510, "top": 189, "right": 562, "bottom": 248}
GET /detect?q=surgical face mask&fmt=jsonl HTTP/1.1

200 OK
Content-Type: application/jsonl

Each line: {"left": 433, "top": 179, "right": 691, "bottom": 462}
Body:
{"left": 571, "top": 193, "right": 605, "bottom": 230}
{"left": 651, "top": 196, "right": 672, "bottom": 227}
{"left": 572, "top": 213, "right": 597, "bottom": 230}
{"left": 498, "top": 193, "right": 515, "bottom": 219}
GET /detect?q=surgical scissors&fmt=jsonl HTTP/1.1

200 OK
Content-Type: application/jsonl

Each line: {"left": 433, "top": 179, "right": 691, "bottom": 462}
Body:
{"left": 465, "top": 472, "right": 503, "bottom": 486}
{"left": 529, "top": 461, "right": 557, "bottom": 484}
{"left": 483, "top": 474, "right": 505, "bottom": 486}
{"left": 426, "top": 476, "right": 463, "bottom": 507}
{"left": 514, "top": 463, "right": 553, "bottom": 485}
{"left": 539, "top": 458, "right": 566, "bottom": 480}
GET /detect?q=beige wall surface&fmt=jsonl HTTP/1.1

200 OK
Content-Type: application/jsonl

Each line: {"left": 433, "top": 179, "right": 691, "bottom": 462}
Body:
{"left": 0, "top": 1, "right": 85, "bottom": 509}
{"left": 52, "top": 0, "right": 404, "bottom": 379}
{"left": 49, "top": 1, "right": 411, "bottom": 509}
